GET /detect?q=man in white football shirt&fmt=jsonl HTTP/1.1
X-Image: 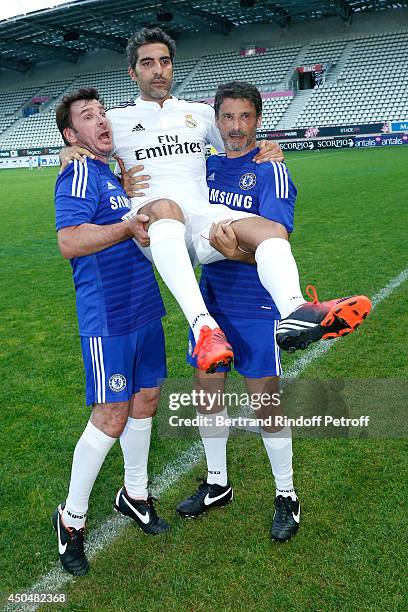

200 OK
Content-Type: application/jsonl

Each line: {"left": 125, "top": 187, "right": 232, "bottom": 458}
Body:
{"left": 63, "top": 28, "right": 371, "bottom": 373}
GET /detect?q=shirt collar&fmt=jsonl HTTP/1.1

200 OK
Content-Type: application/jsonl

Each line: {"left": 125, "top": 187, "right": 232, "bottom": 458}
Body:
{"left": 135, "top": 95, "right": 177, "bottom": 108}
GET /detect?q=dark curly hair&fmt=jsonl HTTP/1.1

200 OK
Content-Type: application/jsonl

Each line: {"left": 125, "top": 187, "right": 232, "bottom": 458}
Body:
{"left": 127, "top": 27, "right": 176, "bottom": 69}
{"left": 214, "top": 81, "right": 262, "bottom": 118}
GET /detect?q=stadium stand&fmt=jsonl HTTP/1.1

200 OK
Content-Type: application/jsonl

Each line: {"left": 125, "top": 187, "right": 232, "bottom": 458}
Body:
{"left": 36, "top": 78, "right": 78, "bottom": 104}
{"left": 0, "top": 86, "right": 42, "bottom": 115}
{"left": 181, "top": 46, "right": 302, "bottom": 98}
{"left": 0, "top": 85, "right": 45, "bottom": 138}
{"left": 72, "top": 69, "right": 139, "bottom": 109}
{"left": 301, "top": 39, "right": 347, "bottom": 67}
{"left": 0, "top": 111, "right": 63, "bottom": 149}
{"left": 0, "top": 27, "right": 407, "bottom": 149}
{"left": 260, "top": 95, "right": 294, "bottom": 130}
{"left": 295, "top": 30, "right": 408, "bottom": 127}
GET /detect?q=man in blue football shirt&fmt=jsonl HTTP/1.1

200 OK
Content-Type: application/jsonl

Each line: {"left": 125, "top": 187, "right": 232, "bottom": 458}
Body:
{"left": 177, "top": 82, "right": 301, "bottom": 541}
{"left": 53, "top": 88, "right": 169, "bottom": 576}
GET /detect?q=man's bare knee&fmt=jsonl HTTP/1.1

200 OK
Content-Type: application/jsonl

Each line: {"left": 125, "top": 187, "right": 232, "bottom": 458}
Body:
{"left": 91, "top": 402, "right": 130, "bottom": 437}
{"left": 130, "top": 386, "right": 161, "bottom": 418}
{"left": 194, "top": 368, "right": 226, "bottom": 413}
{"left": 140, "top": 199, "right": 184, "bottom": 226}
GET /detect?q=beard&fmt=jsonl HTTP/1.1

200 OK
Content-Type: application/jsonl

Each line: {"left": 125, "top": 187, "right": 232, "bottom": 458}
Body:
{"left": 224, "top": 133, "right": 254, "bottom": 152}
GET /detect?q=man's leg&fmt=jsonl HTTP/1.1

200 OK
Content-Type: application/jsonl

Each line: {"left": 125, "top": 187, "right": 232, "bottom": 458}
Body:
{"left": 140, "top": 199, "right": 219, "bottom": 339}
{"left": 176, "top": 369, "right": 233, "bottom": 517}
{"left": 115, "top": 320, "right": 169, "bottom": 533}
{"left": 120, "top": 387, "right": 159, "bottom": 500}
{"left": 54, "top": 401, "right": 129, "bottom": 575}
{"left": 244, "top": 375, "right": 300, "bottom": 542}
{"left": 125, "top": 198, "right": 233, "bottom": 371}
{"left": 115, "top": 386, "right": 170, "bottom": 534}
{"left": 229, "top": 216, "right": 372, "bottom": 351}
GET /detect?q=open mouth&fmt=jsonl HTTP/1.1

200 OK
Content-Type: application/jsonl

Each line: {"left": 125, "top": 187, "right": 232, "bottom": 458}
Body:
{"left": 98, "top": 130, "right": 111, "bottom": 142}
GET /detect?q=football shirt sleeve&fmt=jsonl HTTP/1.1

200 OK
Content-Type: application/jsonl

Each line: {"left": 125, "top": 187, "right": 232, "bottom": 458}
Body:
{"left": 203, "top": 104, "right": 225, "bottom": 152}
{"left": 258, "top": 162, "right": 297, "bottom": 233}
{"left": 55, "top": 159, "right": 99, "bottom": 231}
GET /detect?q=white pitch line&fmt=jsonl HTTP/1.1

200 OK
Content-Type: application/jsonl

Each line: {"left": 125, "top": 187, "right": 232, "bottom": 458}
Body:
{"left": 2, "top": 441, "right": 205, "bottom": 612}
{"left": 3, "top": 267, "right": 407, "bottom": 612}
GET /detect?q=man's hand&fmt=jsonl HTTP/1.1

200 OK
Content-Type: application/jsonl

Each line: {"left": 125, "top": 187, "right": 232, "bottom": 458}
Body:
{"left": 253, "top": 140, "right": 284, "bottom": 164}
{"left": 114, "top": 156, "right": 150, "bottom": 198}
{"left": 209, "top": 220, "right": 255, "bottom": 263}
{"left": 59, "top": 146, "right": 95, "bottom": 172}
{"left": 124, "top": 213, "right": 150, "bottom": 247}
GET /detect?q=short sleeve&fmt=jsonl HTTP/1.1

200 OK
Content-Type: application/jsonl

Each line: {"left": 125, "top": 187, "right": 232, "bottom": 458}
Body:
{"left": 258, "top": 162, "right": 297, "bottom": 233}
{"left": 55, "top": 159, "right": 99, "bottom": 231}
{"left": 202, "top": 104, "right": 225, "bottom": 152}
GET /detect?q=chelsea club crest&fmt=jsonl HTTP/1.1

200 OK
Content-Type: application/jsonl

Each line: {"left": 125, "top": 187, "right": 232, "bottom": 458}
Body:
{"left": 109, "top": 374, "right": 127, "bottom": 392}
{"left": 239, "top": 173, "right": 256, "bottom": 190}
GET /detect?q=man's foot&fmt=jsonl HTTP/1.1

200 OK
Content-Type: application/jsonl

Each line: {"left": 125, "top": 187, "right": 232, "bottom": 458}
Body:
{"left": 114, "top": 487, "right": 170, "bottom": 535}
{"left": 176, "top": 479, "right": 233, "bottom": 517}
{"left": 271, "top": 495, "right": 300, "bottom": 542}
{"left": 276, "top": 285, "right": 372, "bottom": 352}
{"left": 52, "top": 504, "right": 89, "bottom": 576}
{"left": 193, "top": 326, "right": 234, "bottom": 373}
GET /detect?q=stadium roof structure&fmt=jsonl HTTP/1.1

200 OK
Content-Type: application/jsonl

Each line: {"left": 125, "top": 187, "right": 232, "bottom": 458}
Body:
{"left": 1, "top": 0, "right": 407, "bottom": 72}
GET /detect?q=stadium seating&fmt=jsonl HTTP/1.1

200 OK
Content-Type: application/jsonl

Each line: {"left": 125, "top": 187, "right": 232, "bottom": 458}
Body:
{"left": 0, "top": 111, "right": 64, "bottom": 149}
{"left": 181, "top": 46, "right": 302, "bottom": 99}
{"left": 36, "top": 78, "right": 78, "bottom": 104}
{"left": 295, "top": 30, "right": 408, "bottom": 127}
{"left": 0, "top": 86, "right": 42, "bottom": 115}
{"left": 301, "top": 39, "right": 347, "bottom": 67}
{"left": 0, "top": 28, "right": 407, "bottom": 148}
{"left": 260, "top": 96, "right": 294, "bottom": 131}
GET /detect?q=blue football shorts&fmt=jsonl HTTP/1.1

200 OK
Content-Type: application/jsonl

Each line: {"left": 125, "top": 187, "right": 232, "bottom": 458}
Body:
{"left": 81, "top": 319, "right": 167, "bottom": 405}
{"left": 186, "top": 314, "right": 282, "bottom": 378}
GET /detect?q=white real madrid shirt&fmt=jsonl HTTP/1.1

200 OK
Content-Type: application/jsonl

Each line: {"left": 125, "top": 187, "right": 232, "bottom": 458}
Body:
{"left": 107, "top": 96, "right": 224, "bottom": 205}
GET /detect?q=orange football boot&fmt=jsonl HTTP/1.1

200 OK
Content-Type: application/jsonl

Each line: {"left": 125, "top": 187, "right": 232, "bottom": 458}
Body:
{"left": 193, "top": 326, "right": 234, "bottom": 373}
{"left": 276, "top": 285, "right": 372, "bottom": 353}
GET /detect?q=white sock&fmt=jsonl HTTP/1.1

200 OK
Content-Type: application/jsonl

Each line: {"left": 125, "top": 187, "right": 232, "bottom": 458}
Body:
{"left": 198, "top": 408, "right": 229, "bottom": 486}
{"left": 148, "top": 219, "right": 218, "bottom": 340}
{"left": 255, "top": 238, "right": 305, "bottom": 318}
{"left": 261, "top": 426, "right": 297, "bottom": 500}
{"left": 63, "top": 421, "right": 116, "bottom": 529}
{"left": 119, "top": 416, "right": 152, "bottom": 500}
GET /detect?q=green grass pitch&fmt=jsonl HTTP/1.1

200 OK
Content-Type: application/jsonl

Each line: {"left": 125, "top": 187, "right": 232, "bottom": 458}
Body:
{"left": 0, "top": 146, "right": 407, "bottom": 610}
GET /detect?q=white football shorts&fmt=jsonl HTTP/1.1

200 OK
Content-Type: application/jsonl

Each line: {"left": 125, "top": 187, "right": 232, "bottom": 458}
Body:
{"left": 123, "top": 194, "right": 256, "bottom": 267}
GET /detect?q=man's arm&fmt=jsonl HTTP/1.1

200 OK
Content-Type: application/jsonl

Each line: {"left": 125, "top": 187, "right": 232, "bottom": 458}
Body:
{"left": 58, "top": 214, "right": 150, "bottom": 259}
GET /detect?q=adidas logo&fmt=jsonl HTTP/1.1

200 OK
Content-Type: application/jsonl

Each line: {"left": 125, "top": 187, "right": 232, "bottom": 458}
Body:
{"left": 132, "top": 123, "right": 145, "bottom": 132}
{"left": 107, "top": 181, "right": 116, "bottom": 190}
{"left": 207, "top": 172, "right": 215, "bottom": 181}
